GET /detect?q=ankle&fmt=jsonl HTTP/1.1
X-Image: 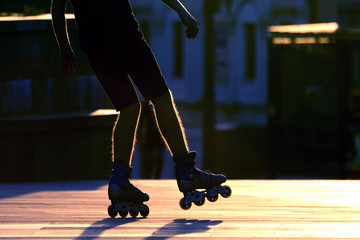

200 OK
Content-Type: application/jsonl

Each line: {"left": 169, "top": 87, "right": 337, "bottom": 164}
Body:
{"left": 173, "top": 151, "right": 196, "bottom": 166}
{"left": 110, "top": 163, "right": 132, "bottom": 186}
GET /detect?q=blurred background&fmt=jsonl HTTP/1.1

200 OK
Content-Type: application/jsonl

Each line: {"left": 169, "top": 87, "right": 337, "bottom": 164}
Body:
{"left": 1, "top": 0, "right": 360, "bottom": 182}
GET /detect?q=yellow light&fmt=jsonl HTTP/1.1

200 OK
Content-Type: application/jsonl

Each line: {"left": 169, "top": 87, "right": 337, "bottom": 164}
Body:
{"left": 318, "top": 37, "right": 330, "bottom": 44}
{"left": 268, "top": 22, "right": 339, "bottom": 34}
{"left": 273, "top": 37, "right": 292, "bottom": 44}
{"left": 0, "top": 13, "right": 75, "bottom": 21}
{"left": 295, "top": 37, "right": 316, "bottom": 44}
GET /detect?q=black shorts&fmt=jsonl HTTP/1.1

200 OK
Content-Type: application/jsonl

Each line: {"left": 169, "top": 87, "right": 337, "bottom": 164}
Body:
{"left": 87, "top": 40, "right": 169, "bottom": 111}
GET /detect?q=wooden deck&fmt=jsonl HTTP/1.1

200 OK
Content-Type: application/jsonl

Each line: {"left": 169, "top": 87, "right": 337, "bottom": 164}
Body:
{"left": 0, "top": 180, "right": 359, "bottom": 239}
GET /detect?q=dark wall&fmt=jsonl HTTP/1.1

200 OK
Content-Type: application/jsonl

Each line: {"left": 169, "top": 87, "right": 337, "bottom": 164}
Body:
{"left": 214, "top": 126, "right": 270, "bottom": 179}
{"left": 1, "top": 1, "right": 50, "bottom": 15}
{"left": 0, "top": 112, "right": 117, "bottom": 182}
{"left": 0, "top": 17, "right": 114, "bottom": 182}
{"left": 0, "top": 1, "right": 75, "bottom": 15}
{"left": 267, "top": 37, "right": 359, "bottom": 178}
{"left": 0, "top": 18, "right": 107, "bottom": 117}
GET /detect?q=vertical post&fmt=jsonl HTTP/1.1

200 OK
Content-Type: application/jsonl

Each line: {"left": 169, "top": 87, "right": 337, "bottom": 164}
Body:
{"left": 306, "top": 0, "right": 318, "bottom": 23}
{"left": 202, "top": 1, "right": 219, "bottom": 170}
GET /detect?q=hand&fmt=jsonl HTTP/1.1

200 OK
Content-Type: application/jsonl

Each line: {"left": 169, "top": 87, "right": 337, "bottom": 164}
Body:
{"left": 179, "top": 11, "right": 199, "bottom": 39}
{"left": 59, "top": 49, "right": 76, "bottom": 74}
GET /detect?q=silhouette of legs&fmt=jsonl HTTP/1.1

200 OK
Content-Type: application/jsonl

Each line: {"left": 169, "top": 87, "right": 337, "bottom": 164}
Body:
{"left": 112, "top": 90, "right": 189, "bottom": 167}
{"left": 112, "top": 101, "right": 141, "bottom": 166}
{"left": 151, "top": 90, "right": 189, "bottom": 157}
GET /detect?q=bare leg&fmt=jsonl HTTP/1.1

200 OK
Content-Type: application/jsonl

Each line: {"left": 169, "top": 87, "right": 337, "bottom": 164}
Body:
{"left": 112, "top": 101, "right": 141, "bottom": 166}
{"left": 151, "top": 90, "right": 189, "bottom": 157}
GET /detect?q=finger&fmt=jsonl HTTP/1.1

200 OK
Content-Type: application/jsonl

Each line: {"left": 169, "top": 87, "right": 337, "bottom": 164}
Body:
{"left": 185, "top": 28, "right": 192, "bottom": 38}
{"left": 191, "top": 29, "right": 198, "bottom": 38}
{"left": 60, "top": 62, "right": 75, "bottom": 74}
{"left": 193, "top": 25, "right": 199, "bottom": 37}
{"left": 188, "top": 24, "right": 199, "bottom": 37}
{"left": 186, "top": 28, "right": 197, "bottom": 39}
{"left": 59, "top": 63, "right": 68, "bottom": 74}
{"left": 67, "top": 65, "right": 75, "bottom": 74}
{"left": 70, "top": 62, "right": 76, "bottom": 74}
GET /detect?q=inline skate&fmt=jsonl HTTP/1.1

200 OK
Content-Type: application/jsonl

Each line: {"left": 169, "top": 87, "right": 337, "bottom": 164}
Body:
{"left": 174, "top": 152, "right": 232, "bottom": 210}
{"left": 107, "top": 163, "right": 150, "bottom": 218}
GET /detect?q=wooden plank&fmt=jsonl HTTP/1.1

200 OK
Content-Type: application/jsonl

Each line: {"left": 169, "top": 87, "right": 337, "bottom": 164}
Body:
{"left": 0, "top": 180, "right": 359, "bottom": 239}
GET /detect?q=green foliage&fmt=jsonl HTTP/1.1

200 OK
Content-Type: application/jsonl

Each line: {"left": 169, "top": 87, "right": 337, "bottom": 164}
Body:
{"left": 23, "top": 5, "right": 45, "bottom": 16}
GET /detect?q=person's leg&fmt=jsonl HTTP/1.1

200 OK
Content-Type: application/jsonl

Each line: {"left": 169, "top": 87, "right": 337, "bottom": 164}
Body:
{"left": 87, "top": 54, "right": 149, "bottom": 218}
{"left": 128, "top": 41, "right": 231, "bottom": 209}
{"left": 151, "top": 90, "right": 189, "bottom": 157}
{"left": 128, "top": 42, "right": 188, "bottom": 157}
{"left": 87, "top": 54, "right": 141, "bottom": 166}
{"left": 108, "top": 101, "right": 151, "bottom": 218}
{"left": 149, "top": 90, "right": 231, "bottom": 209}
{"left": 112, "top": 101, "right": 141, "bottom": 166}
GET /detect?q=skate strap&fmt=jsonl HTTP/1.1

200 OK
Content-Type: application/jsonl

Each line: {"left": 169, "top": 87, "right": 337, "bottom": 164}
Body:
{"left": 174, "top": 158, "right": 195, "bottom": 167}
{"left": 112, "top": 164, "right": 133, "bottom": 176}
{"left": 175, "top": 165, "right": 195, "bottom": 180}
{"left": 173, "top": 151, "right": 196, "bottom": 167}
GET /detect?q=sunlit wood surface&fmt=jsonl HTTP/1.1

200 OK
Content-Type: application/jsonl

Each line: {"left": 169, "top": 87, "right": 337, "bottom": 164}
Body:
{"left": 0, "top": 180, "right": 359, "bottom": 239}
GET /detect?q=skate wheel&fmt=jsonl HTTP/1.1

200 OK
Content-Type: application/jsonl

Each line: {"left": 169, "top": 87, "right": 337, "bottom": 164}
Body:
{"left": 119, "top": 210, "right": 128, "bottom": 218}
{"left": 220, "top": 185, "right": 232, "bottom": 198}
{"left": 179, "top": 198, "right": 192, "bottom": 210}
{"left": 129, "top": 209, "right": 139, "bottom": 218}
{"left": 194, "top": 197, "right": 205, "bottom": 206}
{"left": 107, "top": 205, "right": 117, "bottom": 218}
{"left": 207, "top": 194, "right": 218, "bottom": 202}
{"left": 140, "top": 205, "right": 150, "bottom": 217}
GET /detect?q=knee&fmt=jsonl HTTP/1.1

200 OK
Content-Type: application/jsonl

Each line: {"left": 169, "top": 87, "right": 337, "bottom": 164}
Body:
{"left": 152, "top": 90, "right": 173, "bottom": 108}
{"left": 120, "top": 101, "right": 141, "bottom": 120}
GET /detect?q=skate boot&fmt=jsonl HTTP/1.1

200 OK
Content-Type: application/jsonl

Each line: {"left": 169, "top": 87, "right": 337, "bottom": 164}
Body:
{"left": 174, "top": 152, "right": 231, "bottom": 210}
{"left": 107, "top": 163, "right": 150, "bottom": 218}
